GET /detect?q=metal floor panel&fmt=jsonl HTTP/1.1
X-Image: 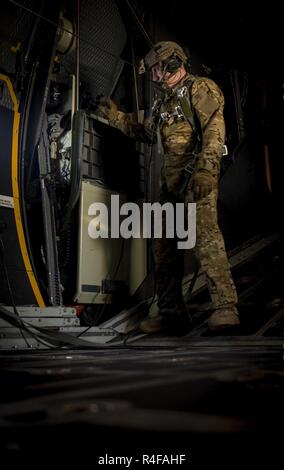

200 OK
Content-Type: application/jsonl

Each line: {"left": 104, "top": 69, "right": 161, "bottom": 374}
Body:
{"left": 0, "top": 341, "right": 283, "bottom": 460}
{"left": 0, "top": 234, "right": 283, "bottom": 460}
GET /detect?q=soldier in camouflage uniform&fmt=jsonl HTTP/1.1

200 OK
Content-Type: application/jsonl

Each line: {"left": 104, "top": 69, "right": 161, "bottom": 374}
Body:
{"left": 98, "top": 41, "right": 239, "bottom": 332}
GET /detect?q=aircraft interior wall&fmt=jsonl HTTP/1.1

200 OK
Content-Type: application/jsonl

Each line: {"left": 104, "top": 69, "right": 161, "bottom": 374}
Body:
{"left": 1, "top": 0, "right": 284, "bottom": 457}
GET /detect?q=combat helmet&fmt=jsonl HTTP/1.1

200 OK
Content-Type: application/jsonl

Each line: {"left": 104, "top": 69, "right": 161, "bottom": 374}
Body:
{"left": 139, "top": 41, "right": 188, "bottom": 74}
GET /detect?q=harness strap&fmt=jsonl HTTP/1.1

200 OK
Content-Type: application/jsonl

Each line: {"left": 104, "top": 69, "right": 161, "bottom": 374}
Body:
{"left": 176, "top": 79, "right": 202, "bottom": 153}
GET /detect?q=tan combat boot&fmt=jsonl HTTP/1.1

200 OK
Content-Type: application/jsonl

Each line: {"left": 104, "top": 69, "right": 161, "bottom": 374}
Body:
{"left": 208, "top": 306, "right": 240, "bottom": 331}
{"left": 139, "top": 311, "right": 191, "bottom": 335}
{"left": 139, "top": 314, "right": 165, "bottom": 334}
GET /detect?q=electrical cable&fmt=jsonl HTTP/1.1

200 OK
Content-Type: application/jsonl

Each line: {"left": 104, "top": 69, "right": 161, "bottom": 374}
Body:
{"left": 0, "top": 304, "right": 129, "bottom": 349}
{"left": 124, "top": 0, "right": 153, "bottom": 48}
{"left": 230, "top": 70, "right": 240, "bottom": 141}
{"left": 0, "top": 303, "right": 59, "bottom": 350}
{"left": 241, "top": 72, "right": 248, "bottom": 108}
{"left": 0, "top": 235, "right": 31, "bottom": 348}
{"left": 76, "top": 325, "right": 92, "bottom": 338}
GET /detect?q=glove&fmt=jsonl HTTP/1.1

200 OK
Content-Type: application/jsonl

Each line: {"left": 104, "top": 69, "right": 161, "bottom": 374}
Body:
{"left": 96, "top": 95, "right": 118, "bottom": 121}
{"left": 144, "top": 117, "right": 157, "bottom": 143}
{"left": 191, "top": 170, "right": 216, "bottom": 200}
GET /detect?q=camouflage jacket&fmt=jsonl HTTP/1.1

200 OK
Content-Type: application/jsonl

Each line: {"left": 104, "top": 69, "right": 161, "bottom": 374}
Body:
{"left": 107, "top": 73, "right": 225, "bottom": 192}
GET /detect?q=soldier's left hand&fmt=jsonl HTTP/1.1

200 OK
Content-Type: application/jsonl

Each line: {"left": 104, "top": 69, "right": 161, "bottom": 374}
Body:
{"left": 144, "top": 117, "right": 157, "bottom": 143}
{"left": 191, "top": 170, "right": 216, "bottom": 200}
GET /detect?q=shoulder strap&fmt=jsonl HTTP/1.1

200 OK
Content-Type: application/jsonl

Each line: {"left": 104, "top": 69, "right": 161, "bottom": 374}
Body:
{"left": 176, "top": 82, "right": 195, "bottom": 129}
{"left": 176, "top": 79, "right": 202, "bottom": 152}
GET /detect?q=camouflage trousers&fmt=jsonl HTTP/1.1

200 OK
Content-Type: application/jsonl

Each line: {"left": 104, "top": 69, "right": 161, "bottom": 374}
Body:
{"left": 154, "top": 187, "right": 238, "bottom": 316}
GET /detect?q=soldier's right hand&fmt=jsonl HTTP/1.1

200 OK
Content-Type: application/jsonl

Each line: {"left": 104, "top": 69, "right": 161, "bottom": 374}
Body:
{"left": 96, "top": 96, "right": 118, "bottom": 121}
